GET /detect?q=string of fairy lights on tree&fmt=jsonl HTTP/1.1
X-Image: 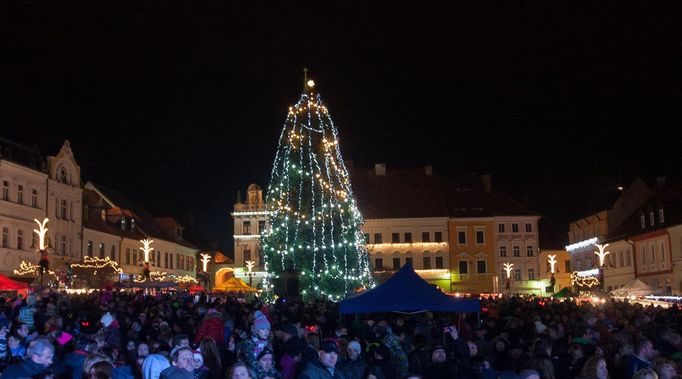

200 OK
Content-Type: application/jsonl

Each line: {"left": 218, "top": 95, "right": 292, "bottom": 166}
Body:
{"left": 261, "top": 73, "right": 373, "bottom": 301}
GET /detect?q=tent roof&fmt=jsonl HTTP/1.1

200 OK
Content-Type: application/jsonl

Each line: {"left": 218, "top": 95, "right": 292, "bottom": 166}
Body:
{"left": 612, "top": 278, "right": 654, "bottom": 296}
{"left": 340, "top": 263, "right": 480, "bottom": 314}
{"left": 0, "top": 275, "right": 29, "bottom": 290}
{"left": 213, "top": 277, "right": 257, "bottom": 292}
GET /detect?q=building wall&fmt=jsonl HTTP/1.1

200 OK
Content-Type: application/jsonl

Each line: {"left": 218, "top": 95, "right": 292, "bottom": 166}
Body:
{"left": 232, "top": 184, "right": 267, "bottom": 271}
{"left": 494, "top": 216, "right": 541, "bottom": 294}
{"left": 448, "top": 217, "right": 495, "bottom": 293}
{"left": 632, "top": 229, "right": 674, "bottom": 293}
{"left": 364, "top": 217, "right": 450, "bottom": 289}
{"left": 667, "top": 224, "right": 682, "bottom": 295}
{"left": 538, "top": 249, "right": 572, "bottom": 294}
{"left": 119, "top": 238, "right": 196, "bottom": 277}
{"left": 82, "top": 228, "right": 120, "bottom": 262}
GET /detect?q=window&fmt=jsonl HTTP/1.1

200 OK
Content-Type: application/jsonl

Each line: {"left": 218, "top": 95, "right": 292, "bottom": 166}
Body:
{"left": 375, "top": 258, "right": 383, "bottom": 270}
{"left": 640, "top": 214, "right": 646, "bottom": 228}
{"left": 475, "top": 230, "right": 484, "bottom": 244}
{"left": 499, "top": 246, "right": 507, "bottom": 257}
{"left": 434, "top": 232, "right": 443, "bottom": 243}
{"left": 565, "top": 260, "right": 571, "bottom": 272}
{"left": 17, "top": 185, "right": 24, "bottom": 204}
{"left": 2, "top": 226, "right": 9, "bottom": 247}
{"left": 17, "top": 230, "right": 24, "bottom": 250}
{"left": 61, "top": 236, "right": 67, "bottom": 255}
{"left": 625, "top": 251, "right": 631, "bottom": 266}
{"left": 121, "top": 217, "right": 126, "bottom": 231}
{"left": 458, "top": 229, "right": 466, "bottom": 244}
{"left": 459, "top": 260, "right": 469, "bottom": 274}
{"left": 1, "top": 181, "right": 9, "bottom": 201}
{"left": 243, "top": 250, "right": 251, "bottom": 266}
{"left": 100, "top": 209, "right": 106, "bottom": 222}
{"left": 133, "top": 250, "right": 138, "bottom": 265}
{"left": 498, "top": 224, "right": 505, "bottom": 233}
{"left": 180, "top": 256, "right": 185, "bottom": 271}
{"left": 31, "top": 189, "right": 38, "bottom": 207}
{"left": 99, "top": 243, "right": 105, "bottom": 258}
{"left": 660, "top": 241, "right": 665, "bottom": 262}
{"left": 404, "top": 233, "right": 412, "bottom": 243}
{"left": 650, "top": 212, "right": 655, "bottom": 226}
{"left": 169, "top": 253, "right": 174, "bottom": 269}
{"left": 54, "top": 198, "right": 59, "bottom": 218}
{"left": 513, "top": 268, "right": 522, "bottom": 281}
{"left": 243, "top": 221, "right": 251, "bottom": 235}
{"left": 513, "top": 246, "right": 520, "bottom": 257}
{"left": 87, "top": 241, "right": 93, "bottom": 256}
{"left": 111, "top": 245, "right": 117, "bottom": 261}
{"left": 528, "top": 268, "right": 535, "bottom": 280}
{"left": 423, "top": 257, "right": 431, "bottom": 269}
{"left": 393, "top": 257, "right": 401, "bottom": 270}
{"left": 477, "top": 260, "right": 486, "bottom": 274}
{"left": 176, "top": 228, "right": 182, "bottom": 238}
{"left": 405, "top": 257, "right": 413, "bottom": 266}
{"left": 164, "top": 252, "right": 168, "bottom": 268}
{"left": 659, "top": 209, "right": 665, "bottom": 223}
{"left": 435, "top": 256, "right": 444, "bottom": 269}
{"left": 176, "top": 254, "right": 180, "bottom": 269}
{"left": 363, "top": 234, "right": 369, "bottom": 244}
{"left": 618, "top": 251, "right": 624, "bottom": 267}
{"left": 512, "top": 224, "right": 519, "bottom": 233}
{"left": 258, "top": 221, "right": 266, "bottom": 234}
{"left": 422, "top": 232, "right": 430, "bottom": 242}
{"left": 58, "top": 167, "right": 68, "bottom": 183}
{"left": 526, "top": 245, "right": 534, "bottom": 257}
{"left": 641, "top": 246, "right": 646, "bottom": 264}
{"left": 131, "top": 219, "right": 135, "bottom": 230}
{"left": 392, "top": 233, "right": 400, "bottom": 243}
{"left": 374, "top": 233, "right": 383, "bottom": 244}
{"left": 126, "top": 248, "right": 131, "bottom": 264}
{"left": 61, "top": 199, "right": 68, "bottom": 219}
{"left": 525, "top": 223, "right": 532, "bottom": 232}
{"left": 32, "top": 233, "right": 37, "bottom": 248}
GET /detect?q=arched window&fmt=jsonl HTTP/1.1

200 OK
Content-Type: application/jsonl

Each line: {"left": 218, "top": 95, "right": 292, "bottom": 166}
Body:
{"left": 58, "top": 167, "right": 69, "bottom": 184}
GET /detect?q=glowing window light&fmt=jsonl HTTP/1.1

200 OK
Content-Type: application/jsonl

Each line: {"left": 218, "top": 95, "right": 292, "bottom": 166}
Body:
{"left": 33, "top": 218, "right": 49, "bottom": 250}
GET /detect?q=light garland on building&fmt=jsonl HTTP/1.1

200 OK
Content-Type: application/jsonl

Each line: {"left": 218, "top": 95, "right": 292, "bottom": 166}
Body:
{"left": 261, "top": 74, "right": 374, "bottom": 301}
{"left": 169, "top": 274, "right": 198, "bottom": 284}
{"left": 71, "top": 256, "right": 123, "bottom": 273}
{"left": 570, "top": 270, "right": 600, "bottom": 287}
{"left": 13, "top": 261, "right": 58, "bottom": 280}
{"left": 134, "top": 271, "right": 167, "bottom": 282}
{"left": 566, "top": 237, "right": 598, "bottom": 252}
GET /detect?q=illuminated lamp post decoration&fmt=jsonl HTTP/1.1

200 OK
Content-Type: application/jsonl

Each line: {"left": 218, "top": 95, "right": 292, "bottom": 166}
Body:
{"left": 245, "top": 260, "right": 255, "bottom": 286}
{"left": 33, "top": 218, "right": 50, "bottom": 286}
{"left": 594, "top": 243, "right": 610, "bottom": 290}
{"left": 200, "top": 253, "right": 211, "bottom": 288}
{"left": 503, "top": 263, "right": 513, "bottom": 291}
{"left": 140, "top": 239, "right": 153, "bottom": 280}
{"left": 548, "top": 254, "right": 558, "bottom": 290}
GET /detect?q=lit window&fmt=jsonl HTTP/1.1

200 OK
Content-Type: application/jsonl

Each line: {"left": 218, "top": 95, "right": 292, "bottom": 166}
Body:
{"left": 640, "top": 214, "right": 645, "bottom": 228}
{"left": 243, "top": 221, "right": 251, "bottom": 235}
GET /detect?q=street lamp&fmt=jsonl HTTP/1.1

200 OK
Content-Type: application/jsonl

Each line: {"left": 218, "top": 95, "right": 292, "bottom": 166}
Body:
{"left": 200, "top": 253, "right": 211, "bottom": 288}
{"left": 245, "top": 260, "right": 255, "bottom": 286}
{"left": 33, "top": 218, "right": 49, "bottom": 286}
{"left": 140, "top": 239, "right": 153, "bottom": 280}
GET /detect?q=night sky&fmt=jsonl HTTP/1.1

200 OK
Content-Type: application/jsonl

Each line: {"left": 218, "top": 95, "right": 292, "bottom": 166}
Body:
{"left": 3, "top": 3, "right": 682, "bottom": 252}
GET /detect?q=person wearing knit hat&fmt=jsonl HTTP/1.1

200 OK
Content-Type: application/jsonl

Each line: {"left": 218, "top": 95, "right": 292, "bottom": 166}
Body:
{"left": 338, "top": 340, "right": 366, "bottom": 379}
{"left": 241, "top": 311, "right": 273, "bottom": 379}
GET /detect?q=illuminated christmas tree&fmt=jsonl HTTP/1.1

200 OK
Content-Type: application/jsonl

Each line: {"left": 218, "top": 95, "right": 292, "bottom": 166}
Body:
{"left": 262, "top": 72, "right": 373, "bottom": 301}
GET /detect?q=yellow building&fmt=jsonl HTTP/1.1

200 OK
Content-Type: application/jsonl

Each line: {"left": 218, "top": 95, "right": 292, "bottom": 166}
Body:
{"left": 448, "top": 218, "right": 496, "bottom": 293}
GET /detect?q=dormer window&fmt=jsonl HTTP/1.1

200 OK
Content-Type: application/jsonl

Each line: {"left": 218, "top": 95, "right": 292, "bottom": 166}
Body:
{"left": 649, "top": 212, "right": 655, "bottom": 226}
{"left": 640, "top": 214, "right": 646, "bottom": 229}
{"left": 176, "top": 227, "right": 182, "bottom": 238}
{"left": 100, "top": 209, "right": 106, "bottom": 222}
{"left": 131, "top": 219, "right": 135, "bottom": 230}
{"left": 659, "top": 208, "right": 665, "bottom": 223}
{"left": 121, "top": 216, "right": 126, "bottom": 230}
{"left": 58, "top": 167, "right": 69, "bottom": 184}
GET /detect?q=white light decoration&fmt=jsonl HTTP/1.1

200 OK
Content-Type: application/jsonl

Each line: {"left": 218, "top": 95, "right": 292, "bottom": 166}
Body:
{"left": 594, "top": 243, "right": 610, "bottom": 267}
{"left": 14, "top": 260, "right": 58, "bottom": 280}
{"left": 246, "top": 260, "right": 255, "bottom": 273}
{"left": 571, "top": 269, "right": 600, "bottom": 287}
{"left": 307, "top": 80, "right": 315, "bottom": 88}
{"left": 548, "top": 254, "right": 558, "bottom": 274}
{"left": 140, "top": 239, "right": 154, "bottom": 263}
{"left": 565, "top": 237, "right": 598, "bottom": 252}
{"left": 33, "top": 218, "right": 49, "bottom": 250}
{"left": 503, "top": 263, "right": 514, "bottom": 279}
{"left": 200, "top": 253, "right": 211, "bottom": 272}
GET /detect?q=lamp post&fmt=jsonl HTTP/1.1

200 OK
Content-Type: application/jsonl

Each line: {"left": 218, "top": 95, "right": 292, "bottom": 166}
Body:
{"left": 33, "top": 218, "right": 49, "bottom": 286}
{"left": 245, "top": 260, "right": 255, "bottom": 286}
{"left": 200, "top": 253, "right": 211, "bottom": 289}
{"left": 594, "top": 243, "right": 610, "bottom": 290}
{"left": 140, "top": 239, "right": 153, "bottom": 280}
{"left": 503, "top": 263, "right": 513, "bottom": 293}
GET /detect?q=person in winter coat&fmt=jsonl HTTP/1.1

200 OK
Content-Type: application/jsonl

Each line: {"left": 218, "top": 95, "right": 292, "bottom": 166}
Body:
{"left": 1, "top": 336, "right": 54, "bottom": 378}
{"left": 100, "top": 312, "right": 122, "bottom": 352}
{"left": 298, "top": 340, "right": 346, "bottom": 379}
{"left": 337, "top": 341, "right": 366, "bottom": 379}
{"left": 193, "top": 308, "right": 224, "bottom": 345}
{"left": 241, "top": 311, "right": 273, "bottom": 379}
{"left": 142, "top": 354, "right": 171, "bottom": 379}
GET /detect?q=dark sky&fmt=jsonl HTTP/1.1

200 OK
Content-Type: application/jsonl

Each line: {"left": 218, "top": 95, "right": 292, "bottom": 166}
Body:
{"left": 3, "top": 3, "right": 682, "bottom": 252}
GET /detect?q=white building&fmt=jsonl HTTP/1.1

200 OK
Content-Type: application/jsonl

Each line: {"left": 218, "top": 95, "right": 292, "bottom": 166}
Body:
{"left": 230, "top": 184, "right": 268, "bottom": 286}
{"left": 0, "top": 139, "right": 83, "bottom": 276}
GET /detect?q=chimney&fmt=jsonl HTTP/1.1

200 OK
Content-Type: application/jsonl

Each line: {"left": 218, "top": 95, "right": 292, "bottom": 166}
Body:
{"left": 374, "top": 163, "right": 386, "bottom": 176}
{"left": 425, "top": 165, "right": 433, "bottom": 176}
{"left": 481, "top": 174, "right": 492, "bottom": 193}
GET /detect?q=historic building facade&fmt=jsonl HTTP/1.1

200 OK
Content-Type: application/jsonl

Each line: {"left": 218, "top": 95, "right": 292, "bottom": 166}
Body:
{"left": 0, "top": 139, "right": 83, "bottom": 276}
{"left": 230, "top": 184, "right": 268, "bottom": 286}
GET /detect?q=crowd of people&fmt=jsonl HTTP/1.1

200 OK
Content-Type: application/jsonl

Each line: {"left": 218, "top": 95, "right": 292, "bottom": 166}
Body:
{"left": 0, "top": 289, "right": 680, "bottom": 379}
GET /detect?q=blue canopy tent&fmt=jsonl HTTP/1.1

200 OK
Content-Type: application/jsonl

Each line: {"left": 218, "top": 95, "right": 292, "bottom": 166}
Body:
{"left": 340, "top": 263, "right": 480, "bottom": 314}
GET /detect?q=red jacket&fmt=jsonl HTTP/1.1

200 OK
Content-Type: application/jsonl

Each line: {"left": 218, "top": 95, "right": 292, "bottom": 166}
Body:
{"left": 194, "top": 312, "right": 224, "bottom": 344}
